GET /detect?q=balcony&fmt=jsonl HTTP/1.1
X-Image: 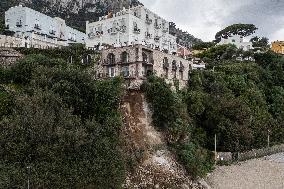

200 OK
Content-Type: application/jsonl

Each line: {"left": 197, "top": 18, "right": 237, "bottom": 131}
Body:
{"left": 120, "top": 25, "right": 127, "bottom": 33}
{"left": 34, "top": 24, "right": 41, "bottom": 30}
{"left": 49, "top": 30, "right": 56, "bottom": 35}
{"left": 154, "top": 23, "right": 161, "bottom": 29}
{"left": 108, "top": 27, "right": 118, "bottom": 35}
{"left": 16, "top": 22, "right": 22, "bottom": 27}
{"left": 145, "top": 32, "right": 151, "bottom": 39}
{"left": 145, "top": 18, "right": 153, "bottom": 25}
{"left": 179, "top": 63, "right": 185, "bottom": 71}
{"left": 163, "top": 62, "right": 169, "bottom": 69}
{"left": 133, "top": 27, "right": 141, "bottom": 34}
{"left": 154, "top": 36, "right": 160, "bottom": 42}
{"left": 162, "top": 27, "right": 169, "bottom": 33}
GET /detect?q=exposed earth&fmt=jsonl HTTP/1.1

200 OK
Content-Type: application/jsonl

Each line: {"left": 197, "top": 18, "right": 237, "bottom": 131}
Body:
{"left": 206, "top": 153, "right": 284, "bottom": 189}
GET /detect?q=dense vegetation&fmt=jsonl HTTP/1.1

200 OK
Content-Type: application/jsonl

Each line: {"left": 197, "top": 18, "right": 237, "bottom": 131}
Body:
{"left": 142, "top": 49, "right": 284, "bottom": 177}
{"left": 142, "top": 76, "right": 214, "bottom": 178}
{"left": 0, "top": 52, "right": 126, "bottom": 188}
{"left": 169, "top": 22, "right": 202, "bottom": 47}
{"left": 187, "top": 51, "right": 284, "bottom": 152}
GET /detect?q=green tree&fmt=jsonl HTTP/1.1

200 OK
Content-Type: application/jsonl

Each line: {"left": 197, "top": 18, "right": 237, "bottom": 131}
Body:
{"left": 215, "top": 24, "right": 258, "bottom": 43}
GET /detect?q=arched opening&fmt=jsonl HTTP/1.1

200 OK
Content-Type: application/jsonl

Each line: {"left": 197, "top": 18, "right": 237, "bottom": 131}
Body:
{"left": 107, "top": 53, "right": 116, "bottom": 64}
{"left": 121, "top": 51, "right": 129, "bottom": 63}
{"left": 142, "top": 52, "right": 148, "bottom": 63}
{"left": 172, "top": 60, "right": 177, "bottom": 79}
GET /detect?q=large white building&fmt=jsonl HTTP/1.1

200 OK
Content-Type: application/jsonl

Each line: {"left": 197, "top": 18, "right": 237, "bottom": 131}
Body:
{"left": 86, "top": 5, "right": 177, "bottom": 54}
{"left": 218, "top": 34, "right": 253, "bottom": 51}
{"left": 5, "top": 5, "right": 86, "bottom": 48}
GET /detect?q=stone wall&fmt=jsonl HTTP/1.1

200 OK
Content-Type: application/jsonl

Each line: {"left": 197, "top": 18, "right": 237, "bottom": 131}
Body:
{"left": 0, "top": 48, "right": 23, "bottom": 68}
{"left": 96, "top": 44, "right": 192, "bottom": 89}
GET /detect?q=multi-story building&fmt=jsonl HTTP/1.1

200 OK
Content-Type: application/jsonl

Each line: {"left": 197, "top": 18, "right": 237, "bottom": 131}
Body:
{"left": 271, "top": 41, "right": 284, "bottom": 55}
{"left": 5, "top": 5, "right": 86, "bottom": 49}
{"left": 95, "top": 45, "right": 192, "bottom": 89}
{"left": 86, "top": 5, "right": 177, "bottom": 54}
{"left": 218, "top": 34, "right": 253, "bottom": 51}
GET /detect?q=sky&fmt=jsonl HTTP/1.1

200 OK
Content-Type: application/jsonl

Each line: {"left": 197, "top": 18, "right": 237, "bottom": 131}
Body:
{"left": 139, "top": 0, "right": 284, "bottom": 42}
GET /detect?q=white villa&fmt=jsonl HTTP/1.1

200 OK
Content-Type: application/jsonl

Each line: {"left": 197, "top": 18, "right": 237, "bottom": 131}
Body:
{"left": 218, "top": 34, "right": 253, "bottom": 51}
{"left": 86, "top": 5, "right": 177, "bottom": 54}
{"left": 3, "top": 5, "right": 86, "bottom": 49}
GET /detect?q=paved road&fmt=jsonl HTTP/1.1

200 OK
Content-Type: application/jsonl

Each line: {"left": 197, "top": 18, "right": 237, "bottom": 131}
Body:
{"left": 207, "top": 153, "right": 284, "bottom": 189}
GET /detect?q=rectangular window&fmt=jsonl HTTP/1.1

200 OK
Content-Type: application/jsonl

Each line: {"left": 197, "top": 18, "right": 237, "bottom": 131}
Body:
{"left": 121, "top": 66, "right": 129, "bottom": 77}
{"left": 180, "top": 71, "right": 184, "bottom": 80}
{"left": 109, "top": 67, "right": 115, "bottom": 77}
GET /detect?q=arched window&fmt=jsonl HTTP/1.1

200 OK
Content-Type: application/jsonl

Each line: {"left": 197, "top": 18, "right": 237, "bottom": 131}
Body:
{"left": 163, "top": 57, "right": 169, "bottom": 69}
{"left": 142, "top": 52, "right": 148, "bottom": 63}
{"left": 121, "top": 51, "right": 129, "bottom": 63}
{"left": 172, "top": 60, "right": 177, "bottom": 70}
{"left": 107, "top": 53, "right": 116, "bottom": 64}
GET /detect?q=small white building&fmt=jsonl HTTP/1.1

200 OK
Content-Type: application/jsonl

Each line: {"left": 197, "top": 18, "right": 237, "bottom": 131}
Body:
{"left": 5, "top": 5, "right": 86, "bottom": 49}
{"left": 218, "top": 34, "right": 253, "bottom": 51}
{"left": 86, "top": 5, "right": 177, "bottom": 54}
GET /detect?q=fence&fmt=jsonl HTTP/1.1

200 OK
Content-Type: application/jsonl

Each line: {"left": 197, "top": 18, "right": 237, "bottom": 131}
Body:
{"left": 217, "top": 144, "right": 284, "bottom": 163}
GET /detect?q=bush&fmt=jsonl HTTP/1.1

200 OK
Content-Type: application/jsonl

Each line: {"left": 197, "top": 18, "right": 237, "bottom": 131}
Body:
{"left": 0, "top": 54, "right": 126, "bottom": 188}
{"left": 176, "top": 142, "right": 214, "bottom": 178}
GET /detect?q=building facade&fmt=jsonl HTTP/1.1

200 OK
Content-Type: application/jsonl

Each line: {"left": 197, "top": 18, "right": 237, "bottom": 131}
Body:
{"left": 0, "top": 47, "right": 23, "bottom": 68}
{"left": 218, "top": 34, "right": 253, "bottom": 51}
{"left": 271, "top": 41, "right": 284, "bottom": 55}
{"left": 5, "top": 5, "right": 86, "bottom": 49}
{"left": 86, "top": 6, "right": 177, "bottom": 54}
{"left": 94, "top": 45, "right": 192, "bottom": 89}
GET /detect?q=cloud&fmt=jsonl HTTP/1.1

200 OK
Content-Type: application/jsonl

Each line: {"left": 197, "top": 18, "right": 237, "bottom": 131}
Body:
{"left": 140, "top": 0, "right": 284, "bottom": 42}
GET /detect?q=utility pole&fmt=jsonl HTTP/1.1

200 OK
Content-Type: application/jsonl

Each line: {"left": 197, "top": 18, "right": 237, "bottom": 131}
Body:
{"left": 215, "top": 134, "right": 217, "bottom": 163}
{"left": 27, "top": 166, "right": 31, "bottom": 189}
{"left": 268, "top": 129, "right": 271, "bottom": 148}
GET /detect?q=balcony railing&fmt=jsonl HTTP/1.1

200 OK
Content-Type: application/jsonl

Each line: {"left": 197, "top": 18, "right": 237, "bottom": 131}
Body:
{"left": 145, "top": 32, "right": 151, "bottom": 39}
{"left": 49, "top": 30, "right": 56, "bottom": 35}
{"left": 133, "top": 27, "right": 141, "bottom": 34}
{"left": 109, "top": 27, "right": 118, "bottom": 35}
{"left": 179, "top": 64, "right": 185, "bottom": 71}
{"left": 120, "top": 25, "right": 127, "bottom": 33}
{"left": 163, "top": 62, "right": 169, "bottom": 69}
{"left": 34, "top": 24, "right": 41, "bottom": 30}
{"left": 154, "top": 36, "right": 160, "bottom": 41}
{"left": 154, "top": 23, "right": 161, "bottom": 29}
{"left": 16, "top": 22, "right": 22, "bottom": 27}
{"left": 145, "top": 18, "right": 153, "bottom": 24}
{"left": 162, "top": 27, "right": 169, "bottom": 33}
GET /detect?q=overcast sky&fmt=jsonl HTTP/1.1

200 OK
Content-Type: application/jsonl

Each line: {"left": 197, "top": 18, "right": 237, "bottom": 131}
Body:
{"left": 139, "top": 0, "right": 284, "bottom": 42}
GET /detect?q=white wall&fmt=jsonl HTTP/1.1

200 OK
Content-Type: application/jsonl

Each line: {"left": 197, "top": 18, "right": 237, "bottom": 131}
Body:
{"left": 86, "top": 6, "right": 177, "bottom": 54}
{"left": 5, "top": 5, "right": 86, "bottom": 48}
{"left": 218, "top": 34, "right": 253, "bottom": 51}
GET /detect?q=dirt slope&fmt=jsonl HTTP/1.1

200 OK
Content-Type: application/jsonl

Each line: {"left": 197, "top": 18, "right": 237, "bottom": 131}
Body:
{"left": 120, "top": 91, "right": 199, "bottom": 189}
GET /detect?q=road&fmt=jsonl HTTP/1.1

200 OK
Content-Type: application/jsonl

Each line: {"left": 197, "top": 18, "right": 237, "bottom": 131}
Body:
{"left": 206, "top": 153, "right": 284, "bottom": 189}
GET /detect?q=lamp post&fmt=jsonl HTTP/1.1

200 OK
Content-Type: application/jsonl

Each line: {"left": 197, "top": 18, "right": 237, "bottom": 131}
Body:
{"left": 27, "top": 166, "right": 31, "bottom": 189}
